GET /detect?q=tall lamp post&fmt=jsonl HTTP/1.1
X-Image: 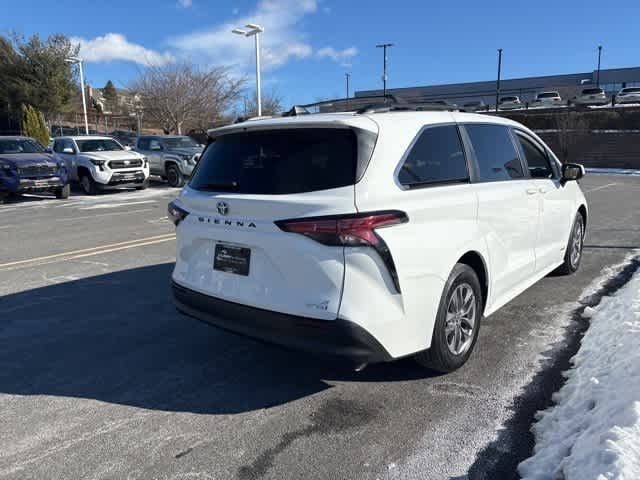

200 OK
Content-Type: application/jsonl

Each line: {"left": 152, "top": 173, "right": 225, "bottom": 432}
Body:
{"left": 345, "top": 72, "right": 351, "bottom": 99}
{"left": 376, "top": 43, "right": 394, "bottom": 98}
{"left": 596, "top": 45, "right": 602, "bottom": 87}
{"left": 65, "top": 56, "right": 89, "bottom": 134}
{"left": 495, "top": 48, "right": 503, "bottom": 112}
{"left": 232, "top": 24, "right": 264, "bottom": 117}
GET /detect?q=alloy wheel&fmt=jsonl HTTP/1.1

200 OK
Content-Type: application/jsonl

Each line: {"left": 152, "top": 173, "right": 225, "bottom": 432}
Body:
{"left": 445, "top": 283, "right": 477, "bottom": 356}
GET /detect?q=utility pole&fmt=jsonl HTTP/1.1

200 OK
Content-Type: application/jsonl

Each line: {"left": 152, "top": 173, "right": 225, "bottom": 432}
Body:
{"left": 596, "top": 45, "right": 602, "bottom": 87}
{"left": 376, "top": 43, "right": 394, "bottom": 97}
{"left": 345, "top": 73, "right": 350, "bottom": 99}
{"left": 495, "top": 48, "right": 503, "bottom": 112}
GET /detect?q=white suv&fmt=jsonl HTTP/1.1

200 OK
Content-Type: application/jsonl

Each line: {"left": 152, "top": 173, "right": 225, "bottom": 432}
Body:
{"left": 52, "top": 136, "right": 150, "bottom": 194}
{"left": 169, "top": 110, "right": 587, "bottom": 372}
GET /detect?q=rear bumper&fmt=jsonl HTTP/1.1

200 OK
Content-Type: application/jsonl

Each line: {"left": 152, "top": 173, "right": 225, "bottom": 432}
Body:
{"left": 171, "top": 280, "right": 392, "bottom": 365}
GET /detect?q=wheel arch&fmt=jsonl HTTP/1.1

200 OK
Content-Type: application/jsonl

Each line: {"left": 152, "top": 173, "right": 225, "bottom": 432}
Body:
{"left": 164, "top": 159, "right": 180, "bottom": 174}
{"left": 77, "top": 165, "right": 93, "bottom": 179}
{"left": 457, "top": 251, "right": 489, "bottom": 314}
{"left": 577, "top": 204, "right": 587, "bottom": 229}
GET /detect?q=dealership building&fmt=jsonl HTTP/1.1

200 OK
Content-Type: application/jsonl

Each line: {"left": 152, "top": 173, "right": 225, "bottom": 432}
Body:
{"left": 354, "top": 66, "right": 640, "bottom": 108}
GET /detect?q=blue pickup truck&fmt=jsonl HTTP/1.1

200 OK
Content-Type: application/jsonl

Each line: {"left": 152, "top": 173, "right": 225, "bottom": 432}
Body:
{"left": 0, "top": 136, "right": 70, "bottom": 203}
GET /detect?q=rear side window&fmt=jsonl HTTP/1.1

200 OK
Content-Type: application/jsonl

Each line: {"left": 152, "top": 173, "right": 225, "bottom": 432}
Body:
{"left": 398, "top": 125, "right": 467, "bottom": 187}
{"left": 137, "top": 138, "right": 150, "bottom": 150}
{"left": 516, "top": 133, "right": 555, "bottom": 179}
{"left": 190, "top": 129, "right": 357, "bottom": 195}
{"left": 465, "top": 124, "right": 524, "bottom": 181}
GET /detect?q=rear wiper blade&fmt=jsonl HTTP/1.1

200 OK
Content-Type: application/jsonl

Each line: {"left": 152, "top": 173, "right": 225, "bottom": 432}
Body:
{"left": 197, "top": 181, "right": 239, "bottom": 191}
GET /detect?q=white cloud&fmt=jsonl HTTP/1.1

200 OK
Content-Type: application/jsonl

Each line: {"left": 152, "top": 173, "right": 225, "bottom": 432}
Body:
{"left": 177, "top": 0, "right": 192, "bottom": 7}
{"left": 317, "top": 46, "right": 358, "bottom": 66}
{"left": 71, "top": 33, "right": 174, "bottom": 66}
{"left": 168, "top": 0, "right": 317, "bottom": 70}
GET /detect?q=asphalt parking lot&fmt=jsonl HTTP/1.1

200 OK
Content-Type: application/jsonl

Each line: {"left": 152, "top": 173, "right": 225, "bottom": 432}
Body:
{"left": 1, "top": 174, "right": 639, "bottom": 480}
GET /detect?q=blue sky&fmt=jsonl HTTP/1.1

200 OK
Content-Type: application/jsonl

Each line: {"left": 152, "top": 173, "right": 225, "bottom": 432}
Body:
{"left": 2, "top": 0, "right": 639, "bottom": 108}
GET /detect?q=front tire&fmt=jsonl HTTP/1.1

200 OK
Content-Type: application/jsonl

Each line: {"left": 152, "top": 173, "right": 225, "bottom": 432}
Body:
{"left": 166, "top": 164, "right": 184, "bottom": 188}
{"left": 136, "top": 179, "right": 149, "bottom": 190}
{"left": 415, "top": 264, "right": 482, "bottom": 373}
{"left": 556, "top": 213, "right": 585, "bottom": 275}
{"left": 55, "top": 184, "right": 70, "bottom": 199}
{"left": 80, "top": 174, "right": 98, "bottom": 195}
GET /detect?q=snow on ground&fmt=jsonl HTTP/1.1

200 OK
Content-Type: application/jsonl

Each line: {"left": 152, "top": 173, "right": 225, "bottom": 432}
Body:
{"left": 586, "top": 168, "right": 640, "bottom": 177}
{"left": 518, "top": 265, "right": 640, "bottom": 480}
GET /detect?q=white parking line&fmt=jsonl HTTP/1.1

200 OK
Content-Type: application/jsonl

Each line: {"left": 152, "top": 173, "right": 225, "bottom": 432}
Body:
{"left": 0, "top": 233, "right": 176, "bottom": 270}
{"left": 583, "top": 182, "right": 618, "bottom": 193}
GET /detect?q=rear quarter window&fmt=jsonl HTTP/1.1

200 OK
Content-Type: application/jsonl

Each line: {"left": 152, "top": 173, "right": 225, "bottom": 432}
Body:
{"left": 190, "top": 128, "right": 358, "bottom": 195}
{"left": 398, "top": 125, "right": 468, "bottom": 187}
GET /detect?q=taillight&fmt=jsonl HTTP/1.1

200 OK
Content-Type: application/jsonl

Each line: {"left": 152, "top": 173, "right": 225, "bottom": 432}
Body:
{"left": 276, "top": 211, "right": 408, "bottom": 292}
{"left": 168, "top": 200, "right": 189, "bottom": 226}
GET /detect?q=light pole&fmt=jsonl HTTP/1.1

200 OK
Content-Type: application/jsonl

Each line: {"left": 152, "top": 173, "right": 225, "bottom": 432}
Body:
{"left": 376, "top": 43, "right": 393, "bottom": 98}
{"left": 345, "top": 73, "right": 351, "bottom": 99}
{"left": 232, "top": 24, "right": 264, "bottom": 117}
{"left": 596, "top": 45, "right": 602, "bottom": 87}
{"left": 495, "top": 48, "right": 503, "bottom": 112}
{"left": 65, "top": 56, "right": 89, "bottom": 134}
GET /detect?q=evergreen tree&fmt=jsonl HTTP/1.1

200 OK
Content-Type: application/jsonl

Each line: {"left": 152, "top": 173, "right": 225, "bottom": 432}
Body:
{"left": 102, "top": 80, "right": 118, "bottom": 113}
{"left": 21, "top": 104, "right": 50, "bottom": 147}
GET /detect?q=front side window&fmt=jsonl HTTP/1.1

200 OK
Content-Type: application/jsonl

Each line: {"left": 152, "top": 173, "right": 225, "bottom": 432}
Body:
{"left": 190, "top": 128, "right": 358, "bottom": 195}
{"left": 137, "top": 138, "right": 150, "bottom": 150}
{"left": 398, "top": 125, "right": 467, "bottom": 187}
{"left": 150, "top": 139, "right": 163, "bottom": 151}
{"left": 75, "top": 139, "right": 123, "bottom": 152}
{"left": 465, "top": 124, "right": 524, "bottom": 181}
{"left": 516, "top": 133, "right": 554, "bottom": 179}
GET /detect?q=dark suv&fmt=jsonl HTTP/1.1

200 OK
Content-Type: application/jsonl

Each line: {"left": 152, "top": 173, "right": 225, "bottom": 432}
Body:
{"left": 0, "top": 136, "right": 70, "bottom": 203}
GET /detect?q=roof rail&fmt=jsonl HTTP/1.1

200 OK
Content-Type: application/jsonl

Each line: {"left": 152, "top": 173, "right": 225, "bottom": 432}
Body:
{"left": 357, "top": 102, "right": 464, "bottom": 114}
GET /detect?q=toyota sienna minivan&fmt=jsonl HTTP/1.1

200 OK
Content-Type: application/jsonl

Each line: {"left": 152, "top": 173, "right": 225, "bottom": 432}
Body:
{"left": 169, "top": 109, "right": 587, "bottom": 372}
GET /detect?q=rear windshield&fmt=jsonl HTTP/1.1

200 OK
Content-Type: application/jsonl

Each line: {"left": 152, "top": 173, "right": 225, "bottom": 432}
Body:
{"left": 163, "top": 137, "right": 199, "bottom": 149}
{"left": 76, "top": 139, "right": 123, "bottom": 152}
{"left": 538, "top": 92, "right": 560, "bottom": 98}
{"left": 582, "top": 88, "right": 603, "bottom": 95}
{"left": 500, "top": 97, "right": 518, "bottom": 102}
{"left": 190, "top": 129, "right": 358, "bottom": 194}
{"left": 622, "top": 88, "right": 640, "bottom": 93}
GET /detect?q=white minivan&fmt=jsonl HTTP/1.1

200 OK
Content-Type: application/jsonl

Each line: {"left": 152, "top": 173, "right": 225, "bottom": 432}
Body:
{"left": 169, "top": 109, "right": 587, "bottom": 372}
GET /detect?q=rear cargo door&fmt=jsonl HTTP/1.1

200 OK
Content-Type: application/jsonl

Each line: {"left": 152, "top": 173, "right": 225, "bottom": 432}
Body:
{"left": 173, "top": 127, "right": 364, "bottom": 320}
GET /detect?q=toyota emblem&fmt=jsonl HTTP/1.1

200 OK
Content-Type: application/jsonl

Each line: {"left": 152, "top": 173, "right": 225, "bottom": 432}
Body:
{"left": 216, "top": 201, "right": 229, "bottom": 216}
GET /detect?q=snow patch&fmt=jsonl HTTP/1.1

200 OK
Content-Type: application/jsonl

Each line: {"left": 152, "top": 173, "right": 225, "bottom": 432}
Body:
{"left": 518, "top": 264, "right": 640, "bottom": 480}
{"left": 586, "top": 168, "right": 640, "bottom": 177}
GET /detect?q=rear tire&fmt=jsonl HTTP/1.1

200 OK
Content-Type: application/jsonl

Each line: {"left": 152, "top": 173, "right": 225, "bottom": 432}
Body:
{"left": 415, "top": 264, "right": 482, "bottom": 373}
{"left": 166, "top": 164, "right": 184, "bottom": 188}
{"left": 555, "top": 213, "right": 585, "bottom": 275}
{"left": 80, "top": 174, "right": 98, "bottom": 195}
{"left": 55, "top": 184, "right": 70, "bottom": 199}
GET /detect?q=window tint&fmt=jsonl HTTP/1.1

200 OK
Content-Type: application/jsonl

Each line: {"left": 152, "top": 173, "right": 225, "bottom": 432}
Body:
{"left": 150, "top": 139, "right": 162, "bottom": 150}
{"left": 190, "top": 129, "right": 358, "bottom": 195}
{"left": 0, "top": 138, "right": 44, "bottom": 154}
{"left": 398, "top": 125, "right": 467, "bottom": 186}
{"left": 538, "top": 92, "right": 560, "bottom": 98}
{"left": 137, "top": 138, "right": 150, "bottom": 150}
{"left": 582, "top": 88, "right": 603, "bottom": 95}
{"left": 76, "top": 138, "right": 123, "bottom": 152}
{"left": 516, "top": 134, "right": 554, "bottom": 179}
{"left": 465, "top": 124, "right": 524, "bottom": 181}
{"left": 53, "top": 140, "right": 63, "bottom": 153}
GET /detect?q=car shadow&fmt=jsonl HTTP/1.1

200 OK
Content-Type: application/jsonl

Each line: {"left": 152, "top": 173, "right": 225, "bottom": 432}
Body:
{"left": 0, "top": 263, "right": 432, "bottom": 415}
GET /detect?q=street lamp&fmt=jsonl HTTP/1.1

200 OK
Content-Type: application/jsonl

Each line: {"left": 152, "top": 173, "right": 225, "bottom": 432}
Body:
{"left": 232, "top": 24, "right": 264, "bottom": 117}
{"left": 65, "top": 56, "right": 89, "bottom": 135}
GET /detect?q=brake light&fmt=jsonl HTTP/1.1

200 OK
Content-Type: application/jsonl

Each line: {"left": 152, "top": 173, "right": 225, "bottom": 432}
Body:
{"left": 276, "top": 211, "right": 408, "bottom": 292}
{"left": 276, "top": 211, "right": 407, "bottom": 246}
{"left": 168, "top": 201, "right": 189, "bottom": 226}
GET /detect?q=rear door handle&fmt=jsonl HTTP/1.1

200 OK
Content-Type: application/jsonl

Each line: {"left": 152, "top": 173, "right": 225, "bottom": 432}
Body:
{"left": 526, "top": 188, "right": 538, "bottom": 195}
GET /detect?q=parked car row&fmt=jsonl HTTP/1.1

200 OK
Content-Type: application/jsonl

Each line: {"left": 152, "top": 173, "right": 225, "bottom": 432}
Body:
{"left": 0, "top": 133, "right": 204, "bottom": 202}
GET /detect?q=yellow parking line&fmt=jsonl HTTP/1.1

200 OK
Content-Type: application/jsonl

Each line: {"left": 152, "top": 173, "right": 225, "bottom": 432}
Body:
{"left": 0, "top": 233, "right": 176, "bottom": 269}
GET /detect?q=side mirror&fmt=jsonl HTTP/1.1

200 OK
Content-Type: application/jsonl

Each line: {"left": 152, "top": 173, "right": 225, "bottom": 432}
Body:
{"left": 62, "top": 147, "right": 75, "bottom": 154}
{"left": 562, "top": 163, "right": 585, "bottom": 182}
{"left": 45, "top": 147, "right": 53, "bottom": 154}
{"left": 124, "top": 146, "right": 132, "bottom": 151}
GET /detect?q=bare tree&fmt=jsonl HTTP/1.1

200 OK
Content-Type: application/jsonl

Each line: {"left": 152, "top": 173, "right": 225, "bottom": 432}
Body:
{"left": 130, "top": 61, "right": 244, "bottom": 134}
{"left": 553, "top": 111, "right": 589, "bottom": 162}
{"left": 244, "top": 88, "right": 284, "bottom": 117}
